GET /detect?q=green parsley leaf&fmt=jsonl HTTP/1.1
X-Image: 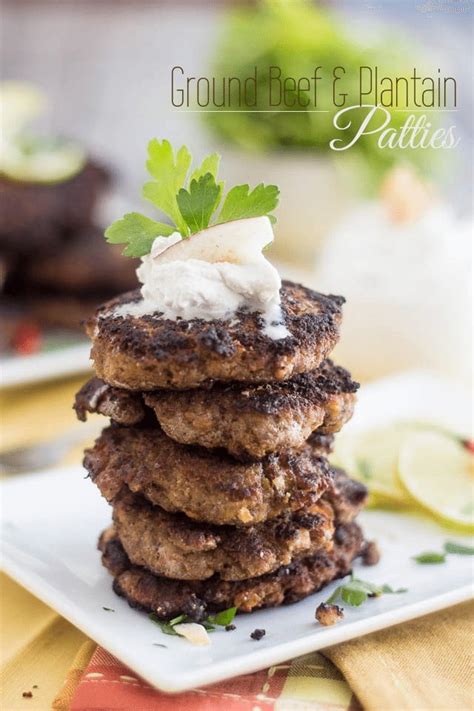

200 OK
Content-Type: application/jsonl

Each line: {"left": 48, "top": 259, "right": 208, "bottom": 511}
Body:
{"left": 346, "top": 578, "right": 383, "bottom": 596}
{"left": 325, "top": 586, "right": 343, "bottom": 605}
{"left": 105, "top": 212, "right": 175, "bottom": 257}
{"left": 444, "top": 541, "right": 474, "bottom": 555}
{"left": 218, "top": 183, "right": 279, "bottom": 225}
{"left": 143, "top": 139, "right": 191, "bottom": 234}
{"left": 338, "top": 577, "right": 382, "bottom": 606}
{"left": 190, "top": 152, "right": 221, "bottom": 183}
{"left": 413, "top": 552, "right": 446, "bottom": 564}
{"left": 149, "top": 613, "right": 184, "bottom": 635}
{"left": 149, "top": 607, "right": 238, "bottom": 637}
{"left": 207, "top": 607, "right": 237, "bottom": 627}
{"left": 102, "top": 606, "right": 115, "bottom": 612}
{"left": 341, "top": 587, "right": 367, "bottom": 607}
{"left": 149, "top": 618, "right": 178, "bottom": 636}
{"left": 106, "top": 140, "right": 280, "bottom": 257}
{"left": 326, "top": 575, "right": 407, "bottom": 608}
{"left": 177, "top": 173, "right": 221, "bottom": 234}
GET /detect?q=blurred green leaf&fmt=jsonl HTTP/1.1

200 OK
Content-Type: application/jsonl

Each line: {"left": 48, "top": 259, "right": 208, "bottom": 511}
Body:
{"left": 205, "top": 0, "right": 434, "bottom": 185}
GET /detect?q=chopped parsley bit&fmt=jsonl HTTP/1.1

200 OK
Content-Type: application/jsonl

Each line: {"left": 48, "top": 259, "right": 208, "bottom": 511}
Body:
{"left": 444, "top": 541, "right": 474, "bottom": 556}
{"left": 250, "top": 628, "right": 266, "bottom": 641}
{"left": 413, "top": 540, "right": 474, "bottom": 563}
{"left": 207, "top": 607, "right": 238, "bottom": 626}
{"left": 149, "top": 607, "right": 237, "bottom": 637}
{"left": 105, "top": 139, "right": 279, "bottom": 257}
{"left": 326, "top": 573, "right": 407, "bottom": 607}
{"left": 102, "top": 606, "right": 115, "bottom": 612}
{"left": 152, "top": 643, "right": 168, "bottom": 648}
{"left": 413, "top": 552, "right": 446, "bottom": 564}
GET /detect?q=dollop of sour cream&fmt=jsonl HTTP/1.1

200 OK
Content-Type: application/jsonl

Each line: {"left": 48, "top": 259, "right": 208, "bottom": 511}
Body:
{"left": 114, "top": 216, "right": 289, "bottom": 339}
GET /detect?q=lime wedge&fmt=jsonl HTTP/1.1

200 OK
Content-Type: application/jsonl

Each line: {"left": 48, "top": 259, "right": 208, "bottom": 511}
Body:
{"left": 398, "top": 431, "right": 474, "bottom": 532}
{"left": 331, "top": 424, "right": 415, "bottom": 505}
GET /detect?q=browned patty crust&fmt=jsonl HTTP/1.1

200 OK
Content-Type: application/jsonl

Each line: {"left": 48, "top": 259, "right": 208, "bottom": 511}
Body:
{"left": 144, "top": 360, "right": 357, "bottom": 458}
{"left": 85, "top": 281, "right": 344, "bottom": 390}
{"left": 75, "top": 360, "right": 358, "bottom": 459}
{"left": 98, "top": 522, "right": 365, "bottom": 618}
{"left": 75, "top": 377, "right": 146, "bottom": 426}
{"left": 325, "top": 467, "right": 368, "bottom": 524}
{"left": 84, "top": 425, "right": 335, "bottom": 527}
{"left": 112, "top": 488, "right": 335, "bottom": 581}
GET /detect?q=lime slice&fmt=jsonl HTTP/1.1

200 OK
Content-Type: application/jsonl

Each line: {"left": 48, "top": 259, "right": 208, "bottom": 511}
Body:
{"left": 398, "top": 431, "right": 474, "bottom": 532}
{"left": 1, "top": 137, "right": 86, "bottom": 184}
{"left": 0, "top": 82, "right": 85, "bottom": 183}
{"left": 331, "top": 424, "right": 412, "bottom": 505}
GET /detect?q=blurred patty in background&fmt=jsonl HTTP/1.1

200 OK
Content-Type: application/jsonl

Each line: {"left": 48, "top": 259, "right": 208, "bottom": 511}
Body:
{"left": 0, "top": 82, "right": 138, "bottom": 354}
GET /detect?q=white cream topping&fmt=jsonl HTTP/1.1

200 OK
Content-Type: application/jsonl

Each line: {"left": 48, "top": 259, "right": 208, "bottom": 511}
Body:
{"left": 113, "top": 216, "right": 290, "bottom": 339}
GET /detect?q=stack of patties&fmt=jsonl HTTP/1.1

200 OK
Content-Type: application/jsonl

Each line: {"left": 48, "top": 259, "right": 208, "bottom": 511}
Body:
{"left": 0, "top": 82, "right": 138, "bottom": 339}
{"left": 76, "top": 279, "right": 370, "bottom": 621}
{"left": 0, "top": 163, "right": 139, "bottom": 333}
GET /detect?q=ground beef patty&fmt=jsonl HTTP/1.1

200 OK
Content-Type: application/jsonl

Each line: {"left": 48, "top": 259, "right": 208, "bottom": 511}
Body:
{"left": 19, "top": 226, "right": 138, "bottom": 295}
{"left": 325, "top": 468, "right": 368, "bottom": 524}
{"left": 112, "top": 488, "right": 335, "bottom": 581}
{"left": 144, "top": 360, "right": 358, "bottom": 458}
{"left": 85, "top": 281, "right": 344, "bottom": 390}
{"left": 98, "top": 522, "right": 364, "bottom": 618}
{"left": 84, "top": 425, "right": 334, "bottom": 526}
{"left": 75, "top": 377, "right": 146, "bottom": 426}
{"left": 0, "top": 161, "right": 110, "bottom": 256}
{"left": 75, "top": 360, "right": 357, "bottom": 459}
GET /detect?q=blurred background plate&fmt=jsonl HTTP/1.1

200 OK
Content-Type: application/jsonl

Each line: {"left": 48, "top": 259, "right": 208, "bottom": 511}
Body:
{"left": 0, "top": 342, "right": 91, "bottom": 389}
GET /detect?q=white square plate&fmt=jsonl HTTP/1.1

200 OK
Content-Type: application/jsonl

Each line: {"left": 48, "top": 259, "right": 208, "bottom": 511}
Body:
{"left": 1, "top": 371, "right": 472, "bottom": 693}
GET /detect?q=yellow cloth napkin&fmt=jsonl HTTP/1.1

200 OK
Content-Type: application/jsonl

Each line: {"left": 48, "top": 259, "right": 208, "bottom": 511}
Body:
{"left": 52, "top": 641, "right": 97, "bottom": 711}
{"left": 0, "top": 376, "right": 95, "bottom": 709}
{"left": 0, "top": 573, "right": 91, "bottom": 710}
{"left": 324, "top": 600, "right": 474, "bottom": 711}
{"left": 0, "top": 375, "right": 89, "bottom": 452}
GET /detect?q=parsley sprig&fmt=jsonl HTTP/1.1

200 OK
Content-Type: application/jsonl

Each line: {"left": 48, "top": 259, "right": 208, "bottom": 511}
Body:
{"left": 105, "top": 139, "right": 279, "bottom": 257}
{"left": 149, "top": 607, "right": 237, "bottom": 636}
{"left": 326, "top": 573, "right": 407, "bottom": 608}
